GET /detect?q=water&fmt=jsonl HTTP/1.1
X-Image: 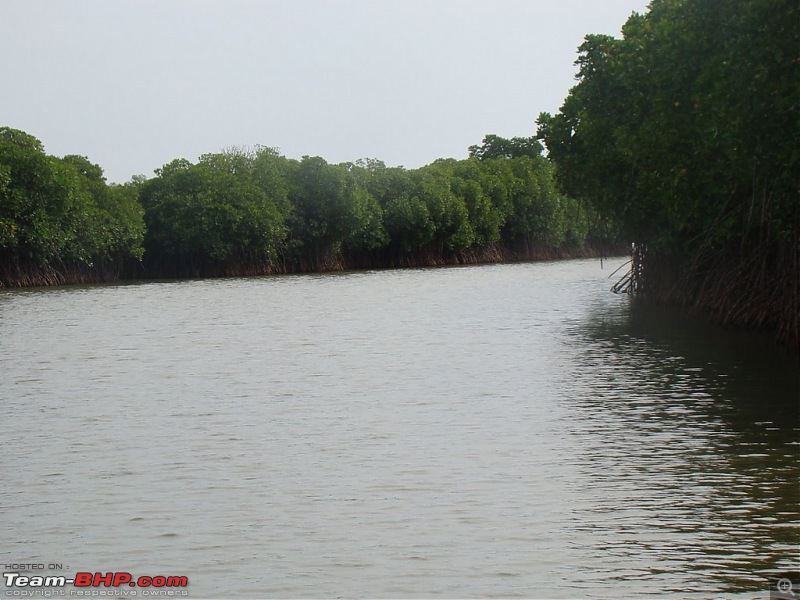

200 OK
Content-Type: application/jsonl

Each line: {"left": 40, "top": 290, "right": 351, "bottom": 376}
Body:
{"left": 1, "top": 259, "right": 797, "bottom": 599}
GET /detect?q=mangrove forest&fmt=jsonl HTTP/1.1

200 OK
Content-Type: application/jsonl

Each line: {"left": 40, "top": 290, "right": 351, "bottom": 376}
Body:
{"left": 1, "top": 0, "right": 797, "bottom": 350}
{"left": 0, "top": 128, "right": 603, "bottom": 285}
{"left": 537, "top": 0, "right": 798, "bottom": 349}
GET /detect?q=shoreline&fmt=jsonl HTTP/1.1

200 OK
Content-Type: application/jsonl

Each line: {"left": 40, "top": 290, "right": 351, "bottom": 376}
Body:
{"left": 0, "top": 242, "right": 624, "bottom": 290}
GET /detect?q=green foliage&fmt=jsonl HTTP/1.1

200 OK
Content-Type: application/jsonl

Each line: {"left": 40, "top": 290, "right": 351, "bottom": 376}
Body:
{"left": 362, "top": 151, "right": 582, "bottom": 257}
{"left": 537, "top": 0, "right": 799, "bottom": 255}
{"left": 1, "top": 125, "right": 594, "bottom": 281}
{"left": 60, "top": 154, "right": 145, "bottom": 264}
{"left": 414, "top": 162, "right": 475, "bottom": 252}
{"left": 537, "top": 0, "right": 799, "bottom": 346}
{"left": 468, "top": 134, "right": 543, "bottom": 161}
{"left": 450, "top": 159, "right": 503, "bottom": 246}
{"left": 285, "top": 156, "right": 386, "bottom": 265}
{"left": 0, "top": 127, "right": 144, "bottom": 283}
{"left": 383, "top": 193, "right": 435, "bottom": 253}
{"left": 139, "top": 149, "right": 288, "bottom": 272}
{"left": 502, "top": 156, "right": 563, "bottom": 246}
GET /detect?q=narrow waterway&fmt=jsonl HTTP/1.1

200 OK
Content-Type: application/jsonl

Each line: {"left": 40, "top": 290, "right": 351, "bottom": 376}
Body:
{"left": 2, "top": 258, "right": 797, "bottom": 598}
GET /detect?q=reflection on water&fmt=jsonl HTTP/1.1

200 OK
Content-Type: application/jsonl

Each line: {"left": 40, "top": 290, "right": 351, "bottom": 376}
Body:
{"left": 0, "top": 259, "right": 797, "bottom": 599}
{"left": 562, "top": 298, "right": 799, "bottom": 596}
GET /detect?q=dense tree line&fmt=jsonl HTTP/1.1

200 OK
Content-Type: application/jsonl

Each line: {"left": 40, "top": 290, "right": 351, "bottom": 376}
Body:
{"left": 138, "top": 136, "right": 598, "bottom": 276}
{"left": 537, "top": 0, "right": 799, "bottom": 348}
{"left": 0, "top": 127, "right": 144, "bottom": 286}
{"left": 3, "top": 0, "right": 795, "bottom": 350}
{"left": 0, "top": 129, "right": 602, "bottom": 286}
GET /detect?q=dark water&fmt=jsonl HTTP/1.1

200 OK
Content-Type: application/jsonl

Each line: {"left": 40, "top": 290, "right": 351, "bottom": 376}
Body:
{"left": 1, "top": 259, "right": 797, "bottom": 598}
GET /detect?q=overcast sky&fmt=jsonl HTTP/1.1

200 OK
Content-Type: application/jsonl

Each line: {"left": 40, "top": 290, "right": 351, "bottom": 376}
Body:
{"left": 1, "top": 0, "right": 650, "bottom": 183}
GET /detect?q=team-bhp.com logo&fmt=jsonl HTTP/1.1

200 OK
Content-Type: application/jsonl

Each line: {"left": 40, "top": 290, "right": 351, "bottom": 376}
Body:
{"left": 4, "top": 572, "right": 188, "bottom": 596}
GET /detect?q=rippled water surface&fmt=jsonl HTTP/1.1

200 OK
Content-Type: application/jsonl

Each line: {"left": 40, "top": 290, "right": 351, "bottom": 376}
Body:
{"left": 2, "top": 259, "right": 798, "bottom": 598}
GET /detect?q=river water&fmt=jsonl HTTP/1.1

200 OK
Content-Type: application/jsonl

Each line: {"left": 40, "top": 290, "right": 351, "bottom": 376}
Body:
{"left": 2, "top": 258, "right": 798, "bottom": 599}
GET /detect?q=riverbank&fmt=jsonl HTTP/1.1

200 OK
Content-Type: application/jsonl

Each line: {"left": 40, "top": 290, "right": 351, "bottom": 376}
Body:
{"left": 0, "top": 241, "right": 620, "bottom": 287}
{"left": 631, "top": 244, "right": 799, "bottom": 354}
{"left": 6, "top": 240, "right": 794, "bottom": 354}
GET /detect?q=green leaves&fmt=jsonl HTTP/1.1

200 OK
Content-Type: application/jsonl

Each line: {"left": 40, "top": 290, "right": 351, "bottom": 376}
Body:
{"left": 468, "top": 134, "right": 543, "bottom": 161}
{"left": 0, "top": 129, "right": 144, "bottom": 283}
{"left": 1, "top": 125, "right": 598, "bottom": 282}
{"left": 535, "top": 0, "right": 799, "bottom": 347}
{"left": 538, "top": 0, "right": 798, "bottom": 256}
{"left": 384, "top": 193, "right": 434, "bottom": 253}
{"left": 140, "top": 149, "right": 289, "bottom": 272}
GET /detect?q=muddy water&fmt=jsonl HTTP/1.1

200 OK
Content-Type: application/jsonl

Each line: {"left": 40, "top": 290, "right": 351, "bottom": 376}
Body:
{"left": 2, "top": 259, "right": 797, "bottom": 598}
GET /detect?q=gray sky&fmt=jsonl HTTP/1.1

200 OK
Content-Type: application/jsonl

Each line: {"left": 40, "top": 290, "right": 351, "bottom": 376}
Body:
{"left": 1, "top": 0, "right": 650, "bottom": 183}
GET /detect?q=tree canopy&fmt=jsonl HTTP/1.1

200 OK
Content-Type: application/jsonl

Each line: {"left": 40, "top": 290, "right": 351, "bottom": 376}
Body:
{"left": 0, "top": 127, "right": 601, "bottom": 284}
{"left": 0, "top": 127, "right": 144, "bottom": 285}
{"left": 537, "top": 0, "right": 799, "bottom": 346}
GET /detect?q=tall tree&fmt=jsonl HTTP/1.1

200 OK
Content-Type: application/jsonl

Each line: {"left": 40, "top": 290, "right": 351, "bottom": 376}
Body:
{"left": 0, "top": 127, "right": 144, "bottom": 285}
{"left": 537, "top": 0, "right": 799, "bottom": 346}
